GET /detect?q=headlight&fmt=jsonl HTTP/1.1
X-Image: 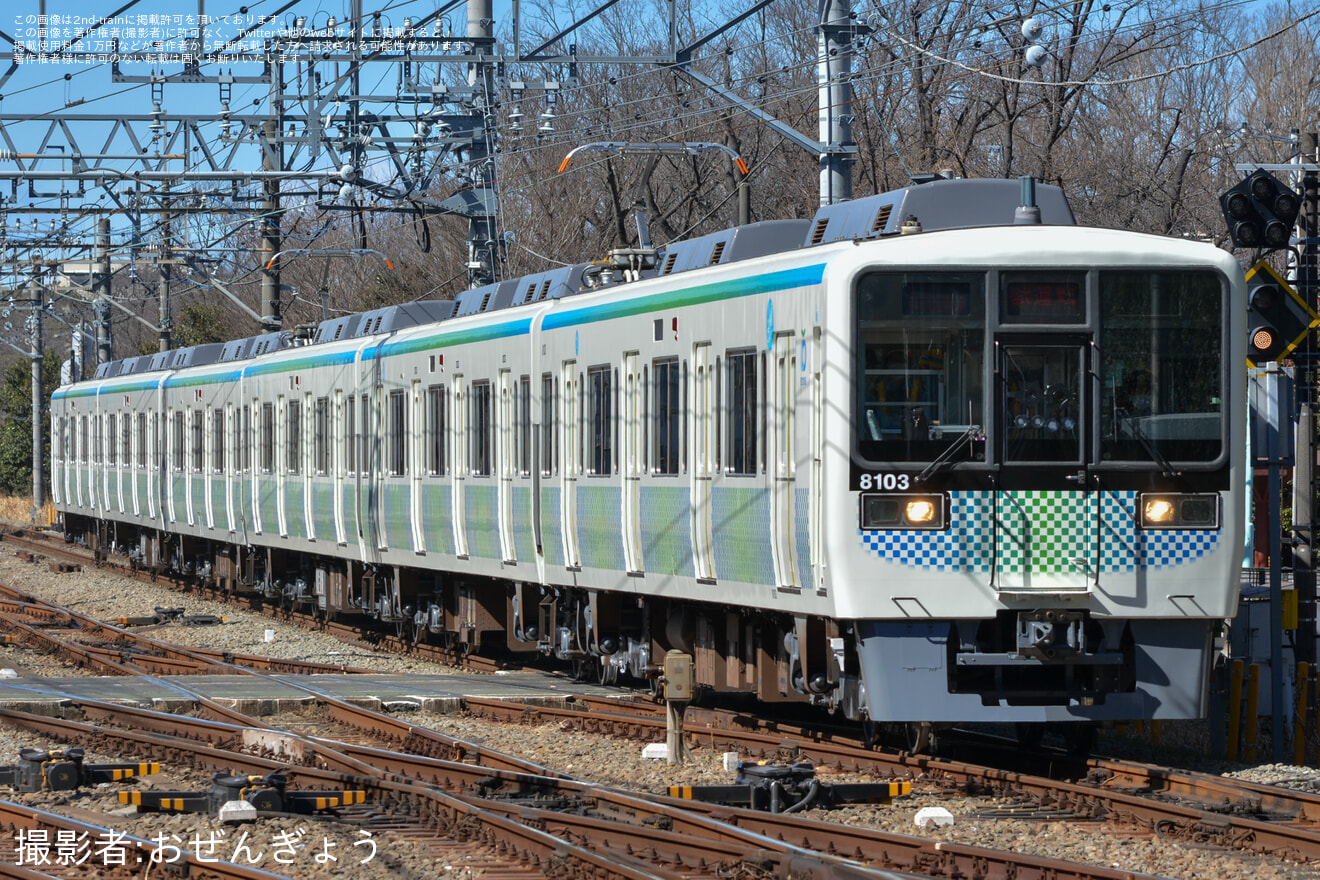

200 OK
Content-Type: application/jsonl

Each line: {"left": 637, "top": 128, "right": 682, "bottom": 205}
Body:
{"left": 1139, "top": 494, "right": 1219, "bottom": 529}
{"left": 860, "top": 494, "right": 946, "bottom": 530}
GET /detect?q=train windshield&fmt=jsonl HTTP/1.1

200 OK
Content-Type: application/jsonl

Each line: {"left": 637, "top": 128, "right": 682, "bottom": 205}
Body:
{"left": 856, "top": 272, "right": 986, "bottom": 463}
{"left": 1098, "top": 271, "right": 1223, "bottom": 463}
{"left": 855, "top": 268, "right": 1225, "bottom": 468}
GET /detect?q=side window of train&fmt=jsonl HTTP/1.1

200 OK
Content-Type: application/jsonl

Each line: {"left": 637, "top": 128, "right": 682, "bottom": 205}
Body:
{"left": 107, "top": 414, "right": 117, "bottom": 466}
{"left": 517, "top": 375, "right": 531, "bottom": 478}
{"left": 172, "top": 411, "right": 185, "bottom": 471}
{"left": 260, "top": 403, "right": 274, "bottom": 473}
{"left": 470, "top": 380, "right": 492, "bottom": 477}
{"left": 345, "top": 394, "right": 357, "bottom": 475}
{"left": 80, "top": 416, "right": 88, "bottom": 464}
{"left": 388, "top": 389, "right": 407, "bottom": 476}
{"left": 587, "top": 365, "right": 612, "bottom": 476}
{"left": 193, "top": 408, "right": 204, "bottom": 472}
{"left": 426, "top": 384, "right": 447, "bottom": 476}
{"left": 725, "top": 348, "right": 757, "bottom": 476}
{"left": 540, "top": 373, "right": 554, "bottom": 476}
{"left": 653, "top": 357, "right": 680, "bottom": 475}
{"left": 136, "top": 413, "right": 147, "bottom": 468}
{"left": 92, "top": 415, "right": 102, "bottom": 465}
{"left": 315, "top": 396, "right": 330, "bottom": 475}
{"left": 212, "top": 408, "right": 225, "bottom": 473}
{"left": 358, "top": 395, "right": 370, "bottom": 475}
{"left": 286, "top": 397, "right": 302, "bottom": 475}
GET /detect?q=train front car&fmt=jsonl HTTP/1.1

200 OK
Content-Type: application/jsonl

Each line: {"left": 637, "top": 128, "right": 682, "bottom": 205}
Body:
{"left": 827, "top": 182, "right": 1245, "bottom": 728}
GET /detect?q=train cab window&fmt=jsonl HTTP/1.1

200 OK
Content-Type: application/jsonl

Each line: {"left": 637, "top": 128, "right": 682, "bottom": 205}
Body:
{"left": 1002, "top": 346, "right": 1083, "bottom": 463}
{"left": 107, "top": 415, "right": 117, "bottom": 465}
{"left": 725, "top": 349, "right": 757, "bottom": 476}
{"left": 855, "top": 272, "right": 986, "bottom": 464}
{"left": 587, "top": 365, "right": 612, "bottom": 476}
{"left": 653, "top": 358, "right": 680, "bottom": 475}
{"left": 172, "top": 411, "right": 184, "bottom": 471}
{"left": 387, "top": 389, "right": 407, "bottom": 476}
{"left": 1099, "top": 270, "right": 1223, "bottom": 463}
{"left": 136, "top": 413, "right": 147, "bottom": 467}
{"left": 314, "top": 397, "right": 330, "bottom": 475}
{"left": 260, "top": 403, "right": 274, "bottom": 473}
{"left": 426, "top": 385, "right": 447, "bottom": 476}
{"left": 470, "top": 381, "right": 492, "bottom": 476}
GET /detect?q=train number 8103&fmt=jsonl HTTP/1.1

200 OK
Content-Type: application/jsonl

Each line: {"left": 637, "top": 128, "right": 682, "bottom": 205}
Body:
{"left": 858, "top": 473, "right": 911, "bottom": 491}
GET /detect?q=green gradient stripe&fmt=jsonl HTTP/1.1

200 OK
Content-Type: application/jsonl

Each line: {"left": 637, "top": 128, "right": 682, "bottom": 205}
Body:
{"left": 543, "top": 264, "right": 825, "bottom": 331}
{"left": 286, "top": 481, "right": 306, "bottom": 539}
{"left": 257, "top": 480, "right": 278, "bottom": 535}
{"left": 382, "top": 482, "right": 411, "bottom": 551}
{"left": 513, "top": 485, "right": 535, "bottom": 564}
{"left": 640, "top": 485, "right": 694, "bottom": 578}
{"left": 311, "top": 482, "right": 336, "bottom": 541}
{"left": 420, "top": 483, "right": 454, "bottom": 555}
{"left": 211, "top": 478, "right": 229, "bottom": 531}
{"left": 540, "top": 486, "right": 563, "bottom": 569}
{"left": 578, "top": 485, "right": 625, "bottom": 572}
{"left": 465, "top": 483, "right": 501, "bottom": 560}
{"left": 712, "top": 487, "right": 775, "bottom": 586}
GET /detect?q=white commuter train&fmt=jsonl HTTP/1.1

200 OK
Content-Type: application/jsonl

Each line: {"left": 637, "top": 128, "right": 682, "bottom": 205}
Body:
{"left": 51, "top": 178, "right": 1245, "bottom": 733}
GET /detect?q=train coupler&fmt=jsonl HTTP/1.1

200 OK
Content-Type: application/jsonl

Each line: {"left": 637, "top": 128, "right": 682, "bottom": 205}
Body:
{"left": 119, "top": 771, "right": 366, "bottom": 817}
{"left": 667, "top": 761, "right": 910, "bottom": 812}
{"left": 0, "top": 747, "right": 160, "bottom": 792}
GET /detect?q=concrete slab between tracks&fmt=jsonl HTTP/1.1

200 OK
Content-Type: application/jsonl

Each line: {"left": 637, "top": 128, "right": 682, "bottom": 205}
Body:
{"left": 0, "top": 670, "right": 622, "bottom": 716}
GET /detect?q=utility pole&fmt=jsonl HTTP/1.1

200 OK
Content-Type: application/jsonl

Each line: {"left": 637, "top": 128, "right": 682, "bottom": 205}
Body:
{"left": 1300, "top": 131, "right": 1320, "bottom": 672}
{"left": 260, "top": 119, "right": 282, "bottom": 332}
{"left": 28, "top": 273, "right": 43, "bottom": 525}
{"left": 157, "top": 182, "right": 172, "bottom": 352}
{"left": 818, "top": 0, "right": 855, "bottom": 205}
{"left": 94, "top": 217, "right": 112, "bottom": 364}
{"left": 466, "top": 0, "right": 498, "bottom": 288}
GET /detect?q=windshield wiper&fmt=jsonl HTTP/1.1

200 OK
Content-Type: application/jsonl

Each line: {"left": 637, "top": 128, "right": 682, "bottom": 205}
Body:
{"left": 1120, "top": 412, "right": 1180, "bottom": 478}
{"left": 915, "top": 425, "right": 982, "bottom": 483}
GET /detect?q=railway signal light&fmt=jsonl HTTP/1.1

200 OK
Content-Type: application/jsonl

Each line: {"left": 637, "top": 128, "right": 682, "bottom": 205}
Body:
{"left": 1220, "top": 170, "right": 1301, "bottom": 250}
{"left": 1245, "top": 260, "right": 1319, "bottom": 366}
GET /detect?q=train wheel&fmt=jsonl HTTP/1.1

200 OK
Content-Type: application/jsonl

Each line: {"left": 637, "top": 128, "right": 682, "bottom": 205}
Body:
{"left": 861, "top": 719, "right": 880, "bottom": 750}
{"left": 599, "top": 661, "right": 619, "bottom": 687}
{"left": 571, "top": 658, "right": 595, "bottom": 682}
{"left": 905, "top": 722, "right": 935, "bottom": 754}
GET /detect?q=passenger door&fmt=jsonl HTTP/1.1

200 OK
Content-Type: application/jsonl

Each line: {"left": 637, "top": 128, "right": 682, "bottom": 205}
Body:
{"left": 993, "top": 339, "right": 1096, "bottom": 592}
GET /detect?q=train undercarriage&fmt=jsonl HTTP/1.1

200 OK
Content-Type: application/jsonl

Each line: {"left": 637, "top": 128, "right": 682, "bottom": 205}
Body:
{"left": 65, "top": 513, "right": 865, "bottom": 719}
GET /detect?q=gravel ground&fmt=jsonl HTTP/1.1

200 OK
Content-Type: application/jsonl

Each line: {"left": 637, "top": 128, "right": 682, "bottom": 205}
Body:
{"left": 0, "top": 547, "right": 471, "bottom": 676}
{"left": 6, "top": 540, "right": 1320, "bottom": 878}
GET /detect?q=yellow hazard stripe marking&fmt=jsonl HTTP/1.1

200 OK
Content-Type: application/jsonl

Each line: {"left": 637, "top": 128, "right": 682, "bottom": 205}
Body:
{"left": 667, "top": 785, "right": 693, "bottom": 799}
{"left": 891, "top": 781, "right": 910, "bottom": 796}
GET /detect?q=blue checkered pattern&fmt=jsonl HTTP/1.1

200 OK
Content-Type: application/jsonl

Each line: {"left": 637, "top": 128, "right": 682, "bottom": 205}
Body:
{"left": 860, "top": 490, "right": 1219, "bottom": 572}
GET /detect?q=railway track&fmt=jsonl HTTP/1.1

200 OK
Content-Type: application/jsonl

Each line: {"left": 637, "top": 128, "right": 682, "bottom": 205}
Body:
{"left": 465, "top": 694, "right": 1320, "bottom": 862}
{"left": 0, "top": 578, "right": 1169, "bottom": 880}
{"left": 5, "top": 526, "right": 1316, "bottom": 877}
{"left": 0, "top": 528, "right": 509, "bottom": 674}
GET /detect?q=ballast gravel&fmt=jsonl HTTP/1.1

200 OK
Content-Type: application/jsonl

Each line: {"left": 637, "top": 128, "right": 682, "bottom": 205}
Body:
{"left": 3, "top": 542, "right": 1320, "bottom": 878}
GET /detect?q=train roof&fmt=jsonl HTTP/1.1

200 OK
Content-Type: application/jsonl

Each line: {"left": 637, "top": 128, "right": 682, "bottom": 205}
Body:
{"left": 72, "top": 177, "right": 1075, "bottom": 382}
